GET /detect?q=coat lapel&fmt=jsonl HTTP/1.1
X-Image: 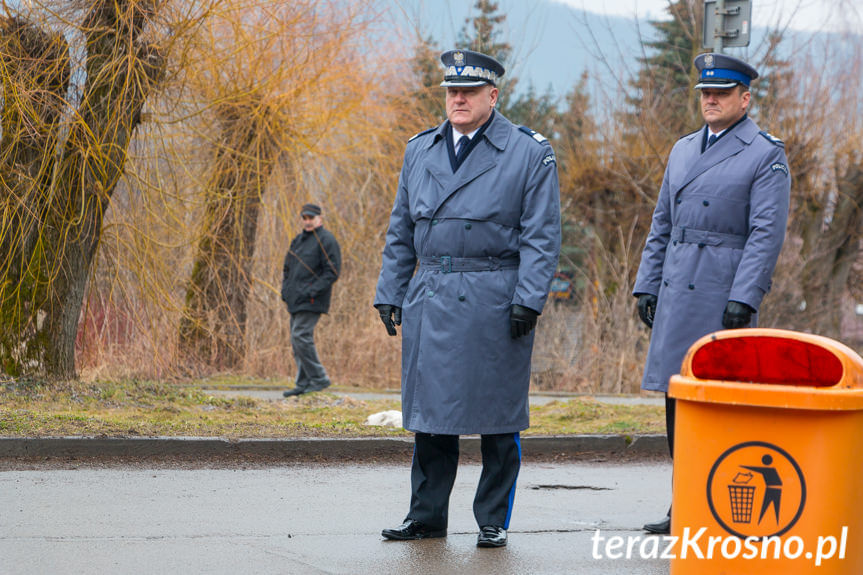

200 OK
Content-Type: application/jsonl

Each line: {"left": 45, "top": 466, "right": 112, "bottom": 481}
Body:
{"left": 427, "top": 112, "right": 511, "bottom": 216}
{"left": 421, "top": 128, "right": 453, "bottom": 192}
{"left": 676, "top": 117, "right": 759, "bottom": 194}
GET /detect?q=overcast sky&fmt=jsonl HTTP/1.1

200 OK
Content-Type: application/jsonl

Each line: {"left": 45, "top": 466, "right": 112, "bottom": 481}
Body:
{"left": 555, "top": 0, "right": 857, "bottom": 32}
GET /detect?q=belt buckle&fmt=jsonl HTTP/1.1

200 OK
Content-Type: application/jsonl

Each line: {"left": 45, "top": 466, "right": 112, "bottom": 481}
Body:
{"left": 441, "top": 256, "right": 452, "bottom": 273}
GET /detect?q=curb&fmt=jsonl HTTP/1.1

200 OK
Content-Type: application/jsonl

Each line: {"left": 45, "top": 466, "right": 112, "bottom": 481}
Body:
{"left": 0, "top": 435, "right": 669, "bottom": 460}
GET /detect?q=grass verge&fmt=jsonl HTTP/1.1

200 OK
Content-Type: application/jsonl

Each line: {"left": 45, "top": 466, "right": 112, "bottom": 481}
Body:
{"left": 0, "top": 379, "right": 665, "bottom": 438}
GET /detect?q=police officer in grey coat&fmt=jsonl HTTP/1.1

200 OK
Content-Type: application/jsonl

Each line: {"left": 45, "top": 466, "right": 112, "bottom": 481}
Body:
{"left": 281, "top": 203, "right": 341, "bottom": 397}
{"left": 633, "top": 54, "right": 790, "bottom": 534}
{"left": 374, "top": 49, "right": 561, "bottom": 548}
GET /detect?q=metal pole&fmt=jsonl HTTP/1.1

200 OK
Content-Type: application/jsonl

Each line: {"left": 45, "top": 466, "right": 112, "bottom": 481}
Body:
{"left": 713, "top": 0, "right": 726, "bottom": 53}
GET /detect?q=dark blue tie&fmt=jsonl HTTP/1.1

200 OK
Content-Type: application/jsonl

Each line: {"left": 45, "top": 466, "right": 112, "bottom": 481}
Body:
{"left": 456, "top": 135, "right": 471, "bottom": 165}
{"left": 707, "top": 134, "right": 719, "bottom": 148}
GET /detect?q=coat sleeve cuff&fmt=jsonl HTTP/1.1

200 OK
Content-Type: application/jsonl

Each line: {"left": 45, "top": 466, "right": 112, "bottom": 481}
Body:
{"left": 512, "top": 296, "right": 544, "bottom": 315}
{"left": 728, "top": 288, "right": 765, "bottom": 312}
{"left": 632, "top": 281, "right": 660, "bottom": 297}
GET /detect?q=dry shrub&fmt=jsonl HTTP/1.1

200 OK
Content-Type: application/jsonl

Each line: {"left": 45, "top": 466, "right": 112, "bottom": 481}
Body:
{"left": 77, "top": 0, "right": 419, "bottom": 387}
{"left": 532, "top": 224, "right": 649, "bottom": 393}
{"left": 240, "top": 156, "right": 404, "bottom": 388}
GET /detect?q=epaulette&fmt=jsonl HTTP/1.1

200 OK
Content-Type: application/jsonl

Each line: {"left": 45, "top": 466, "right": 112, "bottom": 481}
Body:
{"left": 679, "top": 128, "right": 701, "bottom": 141}
{"left": 759, "top": 130, "right": 785, "bottom": 147}
{"left": 408, "top": 127, "right": 436, "bottom": 142}
{"left": 518, "top": 125, "right": 549, "bottom": 145}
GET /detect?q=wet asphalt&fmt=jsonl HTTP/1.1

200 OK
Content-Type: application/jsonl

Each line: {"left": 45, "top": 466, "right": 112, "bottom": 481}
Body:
{"left": 0, "top": 459, "right": 672, "bottom": 575}
{"left": 0, "top": 390, "right": 671, "bottom": 573}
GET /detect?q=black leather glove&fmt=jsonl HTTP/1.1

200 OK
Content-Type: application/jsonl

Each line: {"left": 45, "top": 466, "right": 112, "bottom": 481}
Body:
{"left": 636, "top": 293, "right": 657, "bottom": 328}
{"left": 722, "top": 300, "right": 754, "bottom": 329}
{"left": 510, "top": 304, "right": 539, "bottom": 338}
{"left": 375, "top": 304, "right": 402, "bottom": 336}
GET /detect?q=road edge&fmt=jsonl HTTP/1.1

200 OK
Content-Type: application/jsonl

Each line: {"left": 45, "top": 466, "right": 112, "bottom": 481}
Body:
{"left": 0, "top": 435, "right": 669, "bottom": 460}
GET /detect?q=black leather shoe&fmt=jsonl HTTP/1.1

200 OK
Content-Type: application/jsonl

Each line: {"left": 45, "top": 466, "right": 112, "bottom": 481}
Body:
{"left": 381, "top": 519, "right": 446, "bottom": 540}
{"left": 643, "top": 516, "right": 670, "bottom": 534}
{"left": 282, "top": 388, "right": 306, "bottom": 397}
{"left": 477, "top": 525, "right": 507, "bottom": 548}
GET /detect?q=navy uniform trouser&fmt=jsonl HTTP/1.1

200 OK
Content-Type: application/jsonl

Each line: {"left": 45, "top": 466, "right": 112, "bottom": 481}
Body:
{"left": 665, "top": 393, "right": 676, "bottom": 458}
{"left": 406, "top": 432, "right": 521, "bottom": 530}
{"left": 665, "top": 393, "right": 676, "bottom": 517}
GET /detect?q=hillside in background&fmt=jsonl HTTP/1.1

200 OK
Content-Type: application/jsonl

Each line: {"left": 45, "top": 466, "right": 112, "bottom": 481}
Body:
{"left": 384, "top": 0, "right": 856, "bottom": 101}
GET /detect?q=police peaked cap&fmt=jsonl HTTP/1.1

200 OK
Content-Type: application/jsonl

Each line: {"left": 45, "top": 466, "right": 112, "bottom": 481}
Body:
{"left": 440, "top": 49, "right": 505, "bottom": 87}
{"left": 694, "top": 53, "right": 758, "bottom": 89}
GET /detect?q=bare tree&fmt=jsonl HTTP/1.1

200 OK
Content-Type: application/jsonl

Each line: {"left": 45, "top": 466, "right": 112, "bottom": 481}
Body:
{"left": 177, "top": 1, "right": 374, "bottom": 370}
{"left": 0, "top": 1, "right": 205, "bottom": 378}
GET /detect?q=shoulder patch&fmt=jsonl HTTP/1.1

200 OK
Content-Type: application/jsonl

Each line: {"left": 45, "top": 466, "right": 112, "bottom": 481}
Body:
{"left": 408, "top": 127, "right": 436, "bottom": 142}
{"left": 518, "top": 125, "right": 549, "bottom": 145}
{"left": 771, "top": 162, "right": 788, "bottom": 176}
{"left": 759, "top": 130, "right": 785, "bottom": 147}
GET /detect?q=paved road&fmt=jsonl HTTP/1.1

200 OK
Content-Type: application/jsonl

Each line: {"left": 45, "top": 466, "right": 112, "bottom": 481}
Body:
{"left": 0, "top": 460, "right": 671, "bottom": 574}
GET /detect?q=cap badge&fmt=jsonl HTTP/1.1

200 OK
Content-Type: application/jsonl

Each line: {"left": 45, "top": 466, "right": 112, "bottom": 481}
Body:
{"left": 704, "top": 54, "right": 714, "bottom": 67}
{"left": 454, "top": 51, "right": 465, "bottom": 66}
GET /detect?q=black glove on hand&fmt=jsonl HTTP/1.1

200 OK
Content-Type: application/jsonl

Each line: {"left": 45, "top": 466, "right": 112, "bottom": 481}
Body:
{"left": 510, "top": 304, "right": 539, "bottom": 338}
{"left": 636, "top": 293, "right": 658, "bottom": 328}
{"left": 376, "top": 304, "right": 402, "bottom": 336}
{"left": 722, "top": 300, "right": 754, "bottom": 329}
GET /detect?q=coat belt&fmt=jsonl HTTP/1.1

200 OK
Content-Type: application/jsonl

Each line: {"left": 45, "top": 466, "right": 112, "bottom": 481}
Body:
{"left": 418, "top": 256, "right": 520, "bottom": 273}
{"left": 670, "top": 226, "right": 747, "bottom": 249}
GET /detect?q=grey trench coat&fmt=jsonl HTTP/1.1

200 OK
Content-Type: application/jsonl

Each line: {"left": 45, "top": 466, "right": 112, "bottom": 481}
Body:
{"left": 375, "top": 111, "right": 561, "bottom": 434}
{"left": 633, "top": 117, "right": 790, "bottom": 392}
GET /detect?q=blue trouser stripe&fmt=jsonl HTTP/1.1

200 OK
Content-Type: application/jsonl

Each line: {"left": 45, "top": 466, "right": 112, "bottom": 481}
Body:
{"left": 503, "top": 432, "right": 521, "bottom": 529}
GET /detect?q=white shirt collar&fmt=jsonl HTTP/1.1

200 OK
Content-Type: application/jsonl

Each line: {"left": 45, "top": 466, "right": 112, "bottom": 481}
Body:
{"left": 452, "top": 126, "right": 480, "bottom": 152}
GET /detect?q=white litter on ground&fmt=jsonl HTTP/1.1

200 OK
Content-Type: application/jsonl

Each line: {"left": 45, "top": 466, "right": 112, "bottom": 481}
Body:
{"left": 364, "top": 410, "right": 403, "bottom": 428}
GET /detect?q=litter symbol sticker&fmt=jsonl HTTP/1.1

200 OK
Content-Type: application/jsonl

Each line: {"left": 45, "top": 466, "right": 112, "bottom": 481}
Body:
{"left": 707, "top": 441, "right": 806, "bottom": 539}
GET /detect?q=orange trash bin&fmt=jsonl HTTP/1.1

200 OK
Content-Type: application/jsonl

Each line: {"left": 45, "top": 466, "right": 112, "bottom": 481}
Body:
{"left": 668, "top": 328, "right": 863, "bottom": 574}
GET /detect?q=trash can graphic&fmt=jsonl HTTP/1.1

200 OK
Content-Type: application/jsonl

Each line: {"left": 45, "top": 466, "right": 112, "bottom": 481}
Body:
{"left": 727, "top": 483, "right": 755, "bottom": 523}
{"left": 669, "top": 328, "right": 863, "bottom": 575}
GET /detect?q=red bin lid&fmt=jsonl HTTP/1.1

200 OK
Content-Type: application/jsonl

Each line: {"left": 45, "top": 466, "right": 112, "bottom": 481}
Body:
{"left": 690, "top": 335, "right": 844, "bottom": 387}
{"left": 670, "top": 329, "right": 863, "bottom": 410}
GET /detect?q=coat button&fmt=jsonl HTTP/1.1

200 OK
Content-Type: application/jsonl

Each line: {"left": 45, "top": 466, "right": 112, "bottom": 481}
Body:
{"left": 703, "top": 200, "right": 710, "bottom": 206}
{"left": 673, "top": 240, "right": 678, "bottom": 246}
{"left": 688, "top": 284, "right": 695, "bottom": 290}
{"left": 432, "top": 219, "right": 439, "bottom": 225}
{"left": 676, "top": 198, "right": 682, "bottom": 204}
{"left": 458, "top": 295, "right": 466, "bottom": 301}
{"left": 427, "top": 290, "right": 434, "bottom": 297}
{"left": 464, "top": 223, "right": 472, "bottom": 229}
{"left": 698, "top": 242, "right": 705, "bottom": 248}
{"left": 663, "top": 280, "right": 669, "bottom": 286}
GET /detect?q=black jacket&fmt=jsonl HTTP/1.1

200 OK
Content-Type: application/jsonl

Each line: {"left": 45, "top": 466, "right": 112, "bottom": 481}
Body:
{"left": 281, "top": 226, "right": 341, "bottom": 314}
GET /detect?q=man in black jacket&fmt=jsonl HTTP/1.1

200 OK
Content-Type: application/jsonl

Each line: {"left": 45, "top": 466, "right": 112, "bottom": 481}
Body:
{"left": 281, "top": 203, "right": 341, "bottom": 397}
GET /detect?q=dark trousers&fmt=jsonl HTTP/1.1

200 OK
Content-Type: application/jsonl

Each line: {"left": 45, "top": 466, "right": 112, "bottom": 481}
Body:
{"left": 289, "top": 311, "right": 330, "bottom": 389}
{"left": 407, "top": 432, "right": 521, "bottom": 530}
{"left": 664, "top": 393, "right": 676, "bottom": 517}
{"left": 665, "top": 393, "right": 676, "bottom": 458}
